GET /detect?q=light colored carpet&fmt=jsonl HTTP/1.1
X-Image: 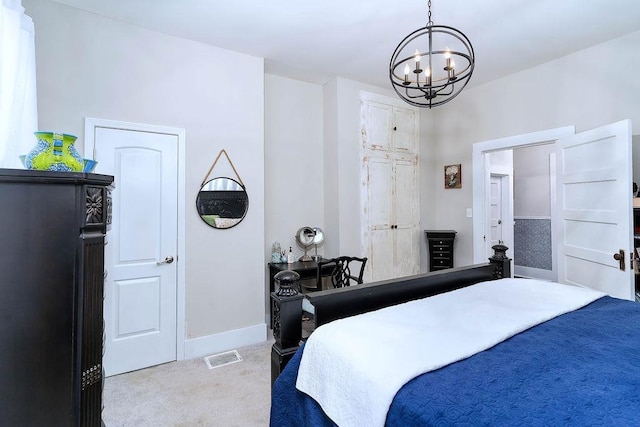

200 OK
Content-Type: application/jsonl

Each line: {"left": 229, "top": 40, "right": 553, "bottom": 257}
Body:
{"left": 102, "top": 337, "right": 275, "bottom": 426}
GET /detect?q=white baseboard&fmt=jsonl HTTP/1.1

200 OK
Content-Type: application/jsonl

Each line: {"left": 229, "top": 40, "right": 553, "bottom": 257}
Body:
{"left": 183, "top": 323, "right": 268, "bottom": 360}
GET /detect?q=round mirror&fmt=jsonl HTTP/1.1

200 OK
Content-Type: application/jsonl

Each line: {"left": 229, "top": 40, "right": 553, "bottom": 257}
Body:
{"left": 196, "top": 177, "right": 248, "bottom": 229}
{"left": 296, "top": 227, "right": 316, "bottom": 261}
{"left": 312, "top": 227, "right": 324, "bottom": 245}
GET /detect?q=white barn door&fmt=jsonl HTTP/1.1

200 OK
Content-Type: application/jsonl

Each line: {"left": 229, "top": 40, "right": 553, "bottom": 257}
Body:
{"left": 556, "top": 120, "right": 633, "bottom": 300}
{"left": 86, "top": 119, "right": 184, "bottom": 376}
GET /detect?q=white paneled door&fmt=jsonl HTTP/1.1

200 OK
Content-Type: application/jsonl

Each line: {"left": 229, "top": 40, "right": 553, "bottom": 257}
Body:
{"left": 92, "top": 125, "right": 179, "bottom": 376}
{"left": 557, "top": 120, "right": 633, "bottom": 300}
{"left": 490, "top": 175, "right": 504, "bottom": 248}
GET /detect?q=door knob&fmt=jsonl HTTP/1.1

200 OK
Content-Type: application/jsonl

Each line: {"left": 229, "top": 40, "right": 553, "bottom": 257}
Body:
{"left": 157, "top": 255, "right": 175, "bottom": 265}
{"left": 498, "top": 219, "right": 502, "bottom": 224}
{"left": 613, "top": 249, "right": 625, "bottom": 271}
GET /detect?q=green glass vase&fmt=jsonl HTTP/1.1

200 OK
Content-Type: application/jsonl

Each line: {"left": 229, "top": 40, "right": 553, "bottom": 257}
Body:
{"left": 25, "top": 131, "right": 84, "bottom": 172}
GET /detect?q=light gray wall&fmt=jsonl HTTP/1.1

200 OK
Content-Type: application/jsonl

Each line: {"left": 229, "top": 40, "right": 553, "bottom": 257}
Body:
{"left": 514, "top": 144, "right": 554, "bottom": 217}
{"left": 264, "top": 74, "right": 324, "bottom": 302}
{"left": 24, "top": 0, "right": 266, "bottom": 343}
{"left": 418, "top": 108, "right": 438, "bottom": 272}
{"left": 322, "top": 79, "right": 340, "bottom": 258}
{"left": 427, "top": 30, "right": 640, "bottom": 266}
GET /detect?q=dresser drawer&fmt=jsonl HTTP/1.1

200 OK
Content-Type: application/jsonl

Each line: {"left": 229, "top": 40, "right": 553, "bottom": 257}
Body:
{"left": 432, "top": 258, "right": 452, "bottom": 268}
{"left": 431, "top": 251, "right": 451, "bottom": 257}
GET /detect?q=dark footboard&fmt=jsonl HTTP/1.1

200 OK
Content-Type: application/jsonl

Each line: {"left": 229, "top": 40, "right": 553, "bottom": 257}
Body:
{"left": 270, "top": 245, "right": 511, "bottom": 384}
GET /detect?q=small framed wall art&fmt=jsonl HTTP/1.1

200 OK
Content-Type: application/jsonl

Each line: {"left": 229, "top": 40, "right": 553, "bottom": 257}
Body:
{"left": 444, "top": 164, "right": 462, "bottom": 189}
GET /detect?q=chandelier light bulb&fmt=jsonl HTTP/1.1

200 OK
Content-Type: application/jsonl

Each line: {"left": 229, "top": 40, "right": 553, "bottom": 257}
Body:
{"left": 414, "top": 49, "right": 423, "bottom": 74}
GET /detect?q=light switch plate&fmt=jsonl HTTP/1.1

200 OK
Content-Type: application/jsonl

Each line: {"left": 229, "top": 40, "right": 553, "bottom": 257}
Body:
{"left": 466, "top": 208, "right": 472, "bottom": 218}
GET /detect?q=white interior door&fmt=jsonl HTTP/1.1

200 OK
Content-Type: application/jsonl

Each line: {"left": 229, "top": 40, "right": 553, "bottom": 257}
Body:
{"left": 490, "top": 175, "right": 504, "bottom": 248}
{"left": 557, "top": 119, "right": 633, "bottom": 300}
{"left": 94, "top": 126, "right": 180, "bottom": 376}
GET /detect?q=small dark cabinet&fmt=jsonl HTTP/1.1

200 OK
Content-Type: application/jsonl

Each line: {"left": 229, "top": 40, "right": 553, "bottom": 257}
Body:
{"left": 425, "top": 230, "right": 456, "bottom": 271}
{"left": 0, "top": 168, "right": 113, "bottom": 426}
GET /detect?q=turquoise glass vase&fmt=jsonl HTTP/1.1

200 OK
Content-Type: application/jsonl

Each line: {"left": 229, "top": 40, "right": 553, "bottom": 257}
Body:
{"left": 24, "top": 131, "right": 84, "bottom": 172}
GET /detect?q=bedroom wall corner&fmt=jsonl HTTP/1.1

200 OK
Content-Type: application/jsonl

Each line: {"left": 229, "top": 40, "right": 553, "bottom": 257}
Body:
{"left": 24, "top": 0, "right": 267, "bottom": 353}
{"left": 322, "top": 79, "right": 340, "bottom": 258}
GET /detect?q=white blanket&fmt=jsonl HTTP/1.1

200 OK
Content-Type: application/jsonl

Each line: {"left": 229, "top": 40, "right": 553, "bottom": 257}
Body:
{"left": 295, "top": 278, "right": 604, "bottom": 427}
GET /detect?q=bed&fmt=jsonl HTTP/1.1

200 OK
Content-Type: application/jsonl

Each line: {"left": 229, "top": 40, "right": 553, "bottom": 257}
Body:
{"left": 269, "top": 247, "right": 640, "bottom": 426}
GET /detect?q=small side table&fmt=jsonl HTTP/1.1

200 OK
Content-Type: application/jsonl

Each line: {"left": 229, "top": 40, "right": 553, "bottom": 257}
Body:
{"left": 425, "top": 230, "right": 456, "bottom": 272}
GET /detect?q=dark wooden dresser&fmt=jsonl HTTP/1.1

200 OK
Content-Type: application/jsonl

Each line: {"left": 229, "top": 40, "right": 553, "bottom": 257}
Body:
{"left": 425, "top": 230, "right": 457, "bottom": 271}
{"left": 0, "top": 168, "right": 113, "bottom": 426}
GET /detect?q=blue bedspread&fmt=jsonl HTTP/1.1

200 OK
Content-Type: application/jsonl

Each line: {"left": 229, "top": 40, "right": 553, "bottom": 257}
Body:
{"left": 270, "top": 296, "right": 640, "bottom": 426}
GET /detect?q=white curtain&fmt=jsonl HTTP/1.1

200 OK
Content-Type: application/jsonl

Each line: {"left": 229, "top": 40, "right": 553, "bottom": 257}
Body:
{"left": 0, "top": 0, "right": 38, "bottom": 168}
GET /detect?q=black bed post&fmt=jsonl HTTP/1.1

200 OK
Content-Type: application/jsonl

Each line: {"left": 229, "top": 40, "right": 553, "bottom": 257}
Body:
{"left": 489, "top": 244, "right": 511, "bottom": 279}
{"left": 270, "top": 270, "right": 303, "bottom": 386}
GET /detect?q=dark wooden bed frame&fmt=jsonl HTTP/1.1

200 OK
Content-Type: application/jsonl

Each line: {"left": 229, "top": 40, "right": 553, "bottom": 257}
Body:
{"left": 270, "top": 245, "right": 511, "bottom": 384}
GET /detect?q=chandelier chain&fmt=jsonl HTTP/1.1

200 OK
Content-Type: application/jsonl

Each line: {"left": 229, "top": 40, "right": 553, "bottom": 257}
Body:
{"left": 427, "top": 0, "right": 433, "bottom": 26}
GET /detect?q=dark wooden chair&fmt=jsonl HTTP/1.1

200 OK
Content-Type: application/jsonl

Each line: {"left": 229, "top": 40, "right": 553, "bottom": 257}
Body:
{"left": 316, "top": 256, "right": 368, "bottom": 289}
{"left": 299, "top": 256, "right": 368, "bottom": 338}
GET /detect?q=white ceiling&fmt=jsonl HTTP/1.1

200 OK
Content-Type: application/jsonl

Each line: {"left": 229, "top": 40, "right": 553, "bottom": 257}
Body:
{"left": 50, "top": 0, "right": 640, "bottom": 90}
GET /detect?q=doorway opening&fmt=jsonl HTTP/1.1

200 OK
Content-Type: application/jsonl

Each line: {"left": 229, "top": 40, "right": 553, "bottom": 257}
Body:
{"left": 472, "top": 126, "right": 575, "bottom": 280}
{"left": 473, "top": 121, "right": 634, "bottom": 300}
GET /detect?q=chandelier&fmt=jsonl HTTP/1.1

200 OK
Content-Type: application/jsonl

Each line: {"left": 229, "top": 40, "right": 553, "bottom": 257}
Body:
{"left": 389, "top": 0, "right": 475, "bottom": 108}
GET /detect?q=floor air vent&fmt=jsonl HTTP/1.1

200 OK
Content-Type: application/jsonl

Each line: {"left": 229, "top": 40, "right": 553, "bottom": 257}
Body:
{"left": 204, "top": 350, "right": 242, "bottom": 369}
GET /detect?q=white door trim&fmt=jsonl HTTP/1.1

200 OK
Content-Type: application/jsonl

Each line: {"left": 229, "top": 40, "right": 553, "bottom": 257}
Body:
{"left": 472, "top": 126, "right": 574, "bottom": 264}
{"left": 84, "top": 117, "right": 187, "bottom": 361}
{"left": 549, "top": 152, "right": 558, "bottom": 280}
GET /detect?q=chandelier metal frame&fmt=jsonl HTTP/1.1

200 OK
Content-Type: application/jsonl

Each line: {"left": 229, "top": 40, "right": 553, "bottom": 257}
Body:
{"left": 389, "top": 1, "right": 475, "bottom": 108}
